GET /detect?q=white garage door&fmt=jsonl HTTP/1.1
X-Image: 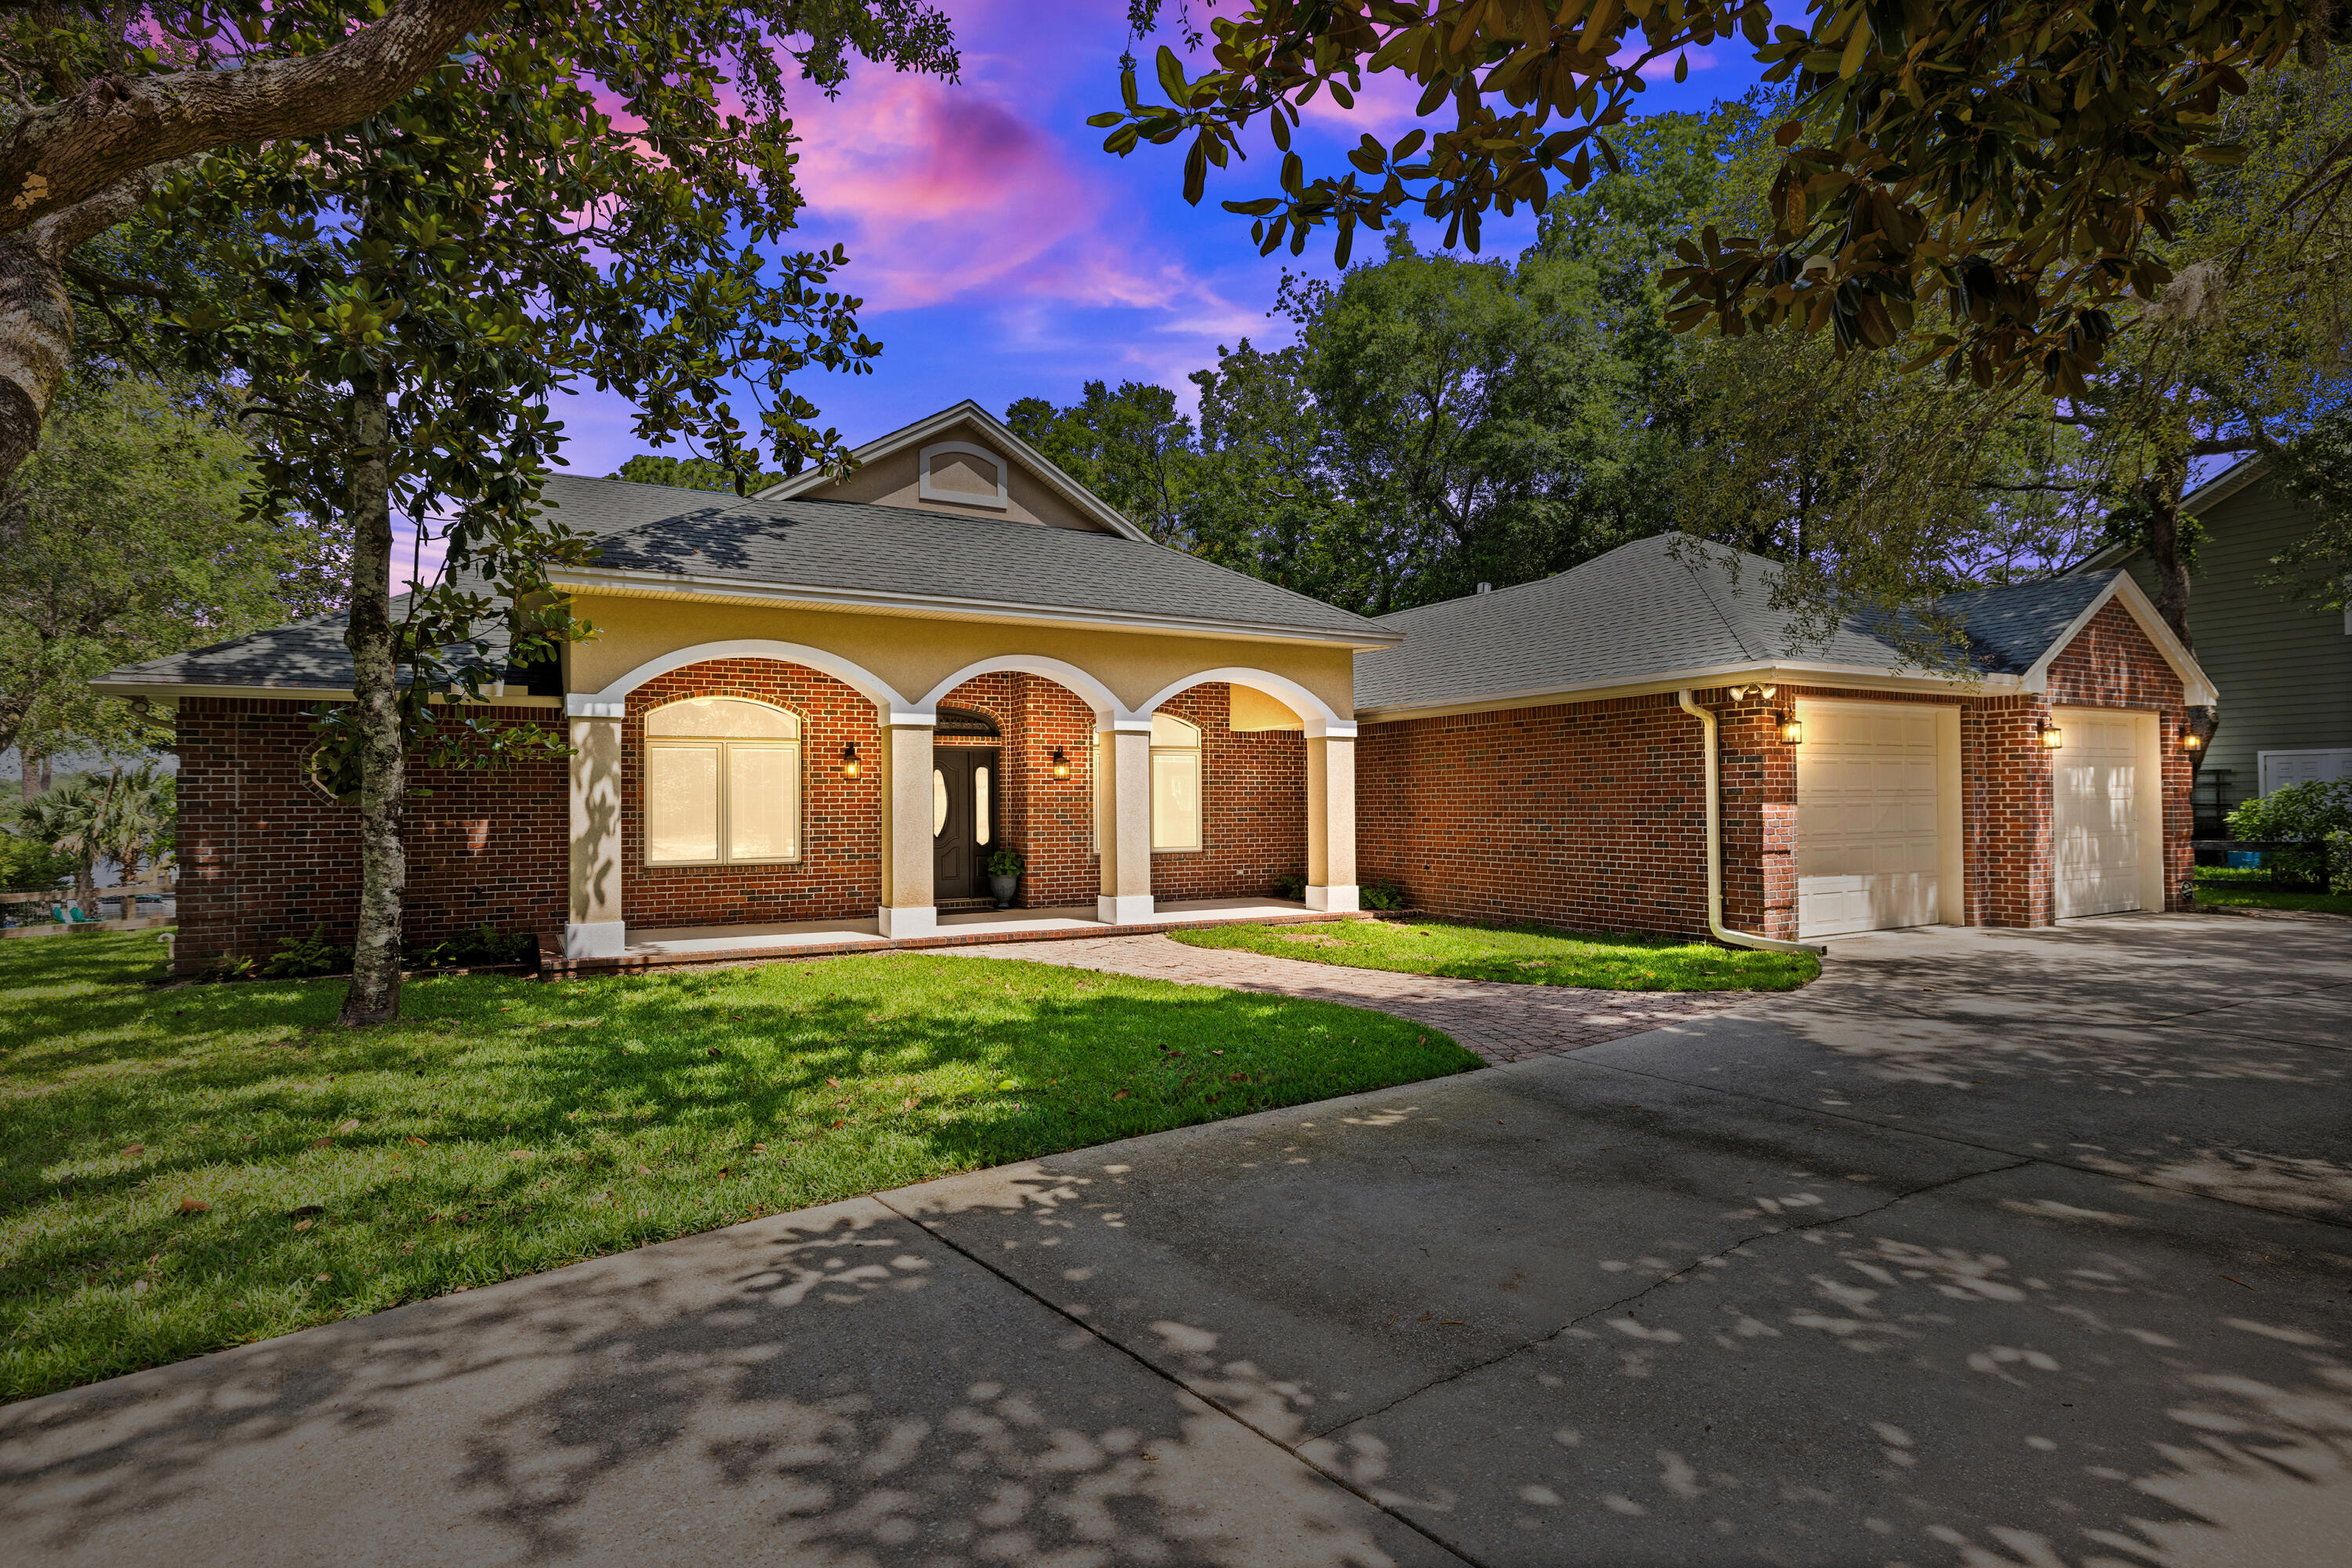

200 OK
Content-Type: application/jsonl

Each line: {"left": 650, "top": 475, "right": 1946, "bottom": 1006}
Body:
{"left": 2053, "top": 708, "right": 2154, "bottom": 918}
{"left": 1797, "top": 701, "right": 1946, "bottom": 938}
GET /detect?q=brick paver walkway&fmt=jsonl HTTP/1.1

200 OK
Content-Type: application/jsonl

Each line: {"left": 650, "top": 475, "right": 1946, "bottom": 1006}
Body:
{"left": 946, "top": 932, "right": 1756, "bottom": 1064}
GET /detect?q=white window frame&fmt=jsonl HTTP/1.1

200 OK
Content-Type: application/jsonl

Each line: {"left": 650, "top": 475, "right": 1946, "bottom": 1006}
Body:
{"left": 917, "top": 441, "right": 1009, "bottom": 510}
{"left": 643, "top": 697, "right": 804, "bottom": 866}
{"left": 1149, "top": 712, "right": 1203, "bottom": 854}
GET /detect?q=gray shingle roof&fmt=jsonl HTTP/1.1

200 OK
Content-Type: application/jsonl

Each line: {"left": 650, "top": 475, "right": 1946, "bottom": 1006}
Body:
{"left": 1355, "top": 534, "right": 2121, "bottom": 713}
{"left": 97, "top": 475, "right": 1387, "bottom": 694}
{"left": 555, "top": 477, "right": 1384, "bottom": 637}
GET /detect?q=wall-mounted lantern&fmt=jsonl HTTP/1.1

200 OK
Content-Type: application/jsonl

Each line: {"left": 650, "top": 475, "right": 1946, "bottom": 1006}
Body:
{"left": 1051, "top": 746, "right": 1071, "bottom": 780}
{"left": 2035, "top": 718, "right": 2064, "bottom": 750}
{"left": 1777, "top": 712, "right": 1804, "bottom": 745}
{"left": 840, "top": 742, "right": 862, "bottom": 779}
{"left": 2182, "top": 729, "right": 2205, "bottom": 753}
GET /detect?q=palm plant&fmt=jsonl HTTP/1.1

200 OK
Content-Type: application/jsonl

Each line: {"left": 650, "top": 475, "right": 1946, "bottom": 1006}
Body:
{"left": 9, "top": 765, "right": 175, "bottom": 912}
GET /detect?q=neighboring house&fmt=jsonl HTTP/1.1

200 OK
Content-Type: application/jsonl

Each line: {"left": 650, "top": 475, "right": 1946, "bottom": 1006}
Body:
{"left": 2074, "top": 456, "right": 2352, "bottom": 826}
{"left": 94, "top": 401, "right": 2217, "bottom": 973}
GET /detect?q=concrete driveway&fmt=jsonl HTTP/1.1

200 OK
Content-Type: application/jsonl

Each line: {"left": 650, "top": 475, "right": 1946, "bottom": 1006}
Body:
{"left": 3, "top": 913, "right": 2348, "bottom": 1566}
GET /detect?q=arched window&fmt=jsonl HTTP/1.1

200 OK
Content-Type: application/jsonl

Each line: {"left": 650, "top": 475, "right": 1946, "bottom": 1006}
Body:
{"left": 1150, "top": 711, "right": 1202, "bottom": 851}
{"left": 643, "top": 697, "right": 802, "bottom": 866}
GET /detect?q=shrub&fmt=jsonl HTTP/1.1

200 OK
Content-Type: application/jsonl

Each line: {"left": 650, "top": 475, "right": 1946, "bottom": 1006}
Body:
{"left": 1272, "top": 871, "right": 1307, "bottom": 901}
{"left": 260, "top": 925, "right": 353, "bottom": 979}
{"left": 985, "top": 844, "right": 1026, "bottom": 878}
{"left": 1360, "top": 879, "right": 1408, "bottom": 912}
{"left": 2227, "top": 780, "right": 2352, "bottom": 889}
{"left": 0, "top": 829, "right": 74, "bottom": 894}
{"left": 405, "top": 923, "right": 536, "bottom": 970}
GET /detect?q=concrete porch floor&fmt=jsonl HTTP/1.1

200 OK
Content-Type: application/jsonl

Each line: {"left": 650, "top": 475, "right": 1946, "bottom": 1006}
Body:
{"left": 546, "top": 898, "right": 1355, "bottom": 975}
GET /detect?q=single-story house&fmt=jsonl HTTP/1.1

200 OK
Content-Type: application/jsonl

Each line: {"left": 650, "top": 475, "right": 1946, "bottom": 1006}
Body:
{"left": 2074, "top": 455, "right": 2352, "bottom": 829}
{"left": 93, "top": 401, "right": 2217, "bottom": 974}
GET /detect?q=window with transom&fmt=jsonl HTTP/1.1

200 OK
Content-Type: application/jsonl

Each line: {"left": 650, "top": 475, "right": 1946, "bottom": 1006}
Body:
{"left": 642, "top": 697, "right": 802, "bottom": 866}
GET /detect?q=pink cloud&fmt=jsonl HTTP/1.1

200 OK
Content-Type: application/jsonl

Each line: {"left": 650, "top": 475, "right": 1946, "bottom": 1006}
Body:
{"left": 1297, "top": 46, "right": 1719, "bottom": 143}
{"left": 793, "top": 66, "right": 1187, "bottom": 314}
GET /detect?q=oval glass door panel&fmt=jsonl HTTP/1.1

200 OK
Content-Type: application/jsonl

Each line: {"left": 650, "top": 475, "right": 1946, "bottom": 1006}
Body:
{"left": 933, "top": 768, "right": 949, "bottom": 836}
{"left": 974, "top": 766, "right": 992, "bottom": 845}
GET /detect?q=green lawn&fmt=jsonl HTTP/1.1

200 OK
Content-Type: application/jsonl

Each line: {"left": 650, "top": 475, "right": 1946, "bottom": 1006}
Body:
{"left": 0, "top": 931, "right": 1475, "bottom": 1403}
{"left": 1171, "top": 917, "right": 1820, "bottom": 991}
{"left": 2194, "top": 867, "right": 2352, "bottom": 916}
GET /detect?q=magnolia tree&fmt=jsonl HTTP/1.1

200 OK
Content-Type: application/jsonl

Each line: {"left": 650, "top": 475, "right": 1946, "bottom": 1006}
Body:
{"left": 6, "top": 2, "right": 959, "bottom": 1024}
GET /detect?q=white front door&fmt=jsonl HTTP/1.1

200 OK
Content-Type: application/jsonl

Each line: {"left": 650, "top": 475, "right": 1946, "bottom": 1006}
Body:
{"left": 1796, "top": 700, "right": 1948, "bottom": 938}
{"left": 2053, "top": 708, "right": 2157, "bottom": 918}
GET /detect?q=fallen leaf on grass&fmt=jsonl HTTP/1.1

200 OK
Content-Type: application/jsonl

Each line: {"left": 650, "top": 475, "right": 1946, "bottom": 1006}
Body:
{"left": 310, "top": 1138, "right": 333, "bottom": 1149}
{"left": 637, "top": 1164, "right": 652, "bottom": 1176}
{"left": 314, "top": 1273, "right": 331, "bottom": 1283}
{"left": 293, "top": 1219, "right": 313, "bottom": 1232}
{"left": 1112, "top": 1090, "right": 1129, "bottom": 1101}
{"left": 901, "top": 1096, "right": 919, "bottom": 1112}
{"left": 177, "top": 1197, "right": 210, "bottom": 1214}
{"left": 406, "top": 1135, "right": 428, "bottom": 1148}
{"left": 122, "top": 1144, "right": 145, "bottom": 1156}
{"left": 826, "top": 1077, "right": 841, "bottom": 1088}
{"left": 335, "top": 1120, "right": 359, "bottom": 1134}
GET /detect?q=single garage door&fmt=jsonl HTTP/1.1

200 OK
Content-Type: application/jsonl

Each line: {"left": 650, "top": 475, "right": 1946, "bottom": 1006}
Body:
{"left": 2053, "top": 707, "right": 2158, "bottom": 918}
{"left": 1796, "top": 700, "right": 1949, "bottom": 938}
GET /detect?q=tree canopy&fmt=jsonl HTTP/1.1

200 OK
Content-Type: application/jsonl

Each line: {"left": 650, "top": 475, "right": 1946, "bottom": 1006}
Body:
{"left": 1101, "top": 0, "right": 2343, "bottom": 394}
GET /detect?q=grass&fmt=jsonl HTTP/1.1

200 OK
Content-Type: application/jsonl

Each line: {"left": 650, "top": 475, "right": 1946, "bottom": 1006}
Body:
{"left": 0, "top": 931, "right": 1475, "bottom": 1403}
{"left": 1171, "top": 916, "right": 1820, "bottom": 991}
{"left": 2193, "top": 866, "right": 2352, "bottom": 916}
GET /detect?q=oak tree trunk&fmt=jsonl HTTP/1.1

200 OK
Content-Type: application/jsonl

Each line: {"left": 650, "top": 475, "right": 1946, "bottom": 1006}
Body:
{"left": 2139, "top": 453, "right": 2223, "bottom": 760}
{"left": 338, "top": 373, "right": 405, "bottom": 1026}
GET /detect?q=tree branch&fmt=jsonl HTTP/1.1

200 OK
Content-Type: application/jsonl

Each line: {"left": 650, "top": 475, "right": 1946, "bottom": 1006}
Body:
{"left": 61, "top": 256, "right": 167, "bottom": 300}
{"left": 0, "top": 0, "right": 506, "bottom": 238}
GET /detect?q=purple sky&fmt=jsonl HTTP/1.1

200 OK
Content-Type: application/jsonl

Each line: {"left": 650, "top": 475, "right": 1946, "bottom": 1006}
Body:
{"left": 400, "top": 3, "right": 1764, "bottom": 578}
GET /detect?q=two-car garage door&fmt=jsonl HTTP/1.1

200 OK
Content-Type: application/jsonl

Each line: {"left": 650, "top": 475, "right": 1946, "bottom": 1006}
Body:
{"left": 1795, "top": 700, "right": 1954, "bottom": 938}
{"left": 1795, "top": 699, "right": 2162, "bottom": 936}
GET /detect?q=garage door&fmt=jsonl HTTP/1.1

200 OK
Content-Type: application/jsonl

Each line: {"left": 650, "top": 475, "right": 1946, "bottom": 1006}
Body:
{"left": 2053, "top": 708, "right": 2154, "bottom": 918}
{"left": 1796, "top": 701, "right": 1947, "bottom": 938}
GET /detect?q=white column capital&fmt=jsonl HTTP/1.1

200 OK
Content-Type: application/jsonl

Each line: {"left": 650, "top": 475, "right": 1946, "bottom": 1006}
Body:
{"left": 564, "top": 696, "right": 626, "bottom": 720}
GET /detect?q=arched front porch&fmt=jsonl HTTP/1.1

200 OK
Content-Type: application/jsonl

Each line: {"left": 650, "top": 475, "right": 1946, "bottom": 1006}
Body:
{"left": 560, "top": 641, "right": 1359, "bottom": 962}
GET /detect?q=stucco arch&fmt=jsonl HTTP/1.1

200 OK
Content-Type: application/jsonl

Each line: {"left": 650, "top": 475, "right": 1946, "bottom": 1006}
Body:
{"left": 578, "top": 639, "right": 918, "bottom": 722}
{"left": 1138, "top": 666, "right": 1355, "bottom": 739}
{"left": 916, "top": 655, "right": 1130, "bottom": 726}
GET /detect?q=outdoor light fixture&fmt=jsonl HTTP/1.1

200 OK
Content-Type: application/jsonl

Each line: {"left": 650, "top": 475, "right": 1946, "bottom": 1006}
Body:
{"left": 840, "top": 742, "right": 861, "bottom": 779}
{"left": 2036, "top": 718, "right": 2064, "bottom": 750}
{"left": 1730, "top": 683, "right": 1777, "bottom": 702}
{"left": 2183, "top": 730, "right": 2205, "bottom": 752}
{"left": 1777, "top": 712, "right": 1804, "bottom": 745}
{"left": 1050, "top": 747, "right": 1071, "bottom": 781}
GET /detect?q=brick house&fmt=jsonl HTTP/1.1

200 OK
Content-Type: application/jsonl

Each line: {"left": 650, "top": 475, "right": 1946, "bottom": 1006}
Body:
{"left": 96, "top": 402, "right": 2216, "bottom": 973}
{"left": 1355, "top": 535, "right": 2213, "bottom": 944}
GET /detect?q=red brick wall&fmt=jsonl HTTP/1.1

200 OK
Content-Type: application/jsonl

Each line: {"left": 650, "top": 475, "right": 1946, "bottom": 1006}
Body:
{"left": 620, "top": 660, "right": 881, "bottom": 928}
{"left": 1356, "top": 691, "right": 1713, "bottom": 939}
{"left": 173, "top": 696, "right": 565, "bottom": 974}
{"left": 1148, "top": 683, "right": 1308, "bottom": 902}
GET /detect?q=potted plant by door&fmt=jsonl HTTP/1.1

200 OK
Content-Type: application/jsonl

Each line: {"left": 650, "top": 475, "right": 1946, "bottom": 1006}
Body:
{"left": 985, "top": 844, "right": 1026, "bottom": 909}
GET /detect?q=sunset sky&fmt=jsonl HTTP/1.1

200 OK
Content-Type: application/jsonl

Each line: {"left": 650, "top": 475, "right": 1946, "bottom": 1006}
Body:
{"left": 566, "top": 1, "right": 1766, "bottom": 470}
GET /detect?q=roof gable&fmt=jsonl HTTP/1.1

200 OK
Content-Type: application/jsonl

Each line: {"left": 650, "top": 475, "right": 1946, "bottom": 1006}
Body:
{"left": 754, "top": 401, "right": 1144, "bottom": 539}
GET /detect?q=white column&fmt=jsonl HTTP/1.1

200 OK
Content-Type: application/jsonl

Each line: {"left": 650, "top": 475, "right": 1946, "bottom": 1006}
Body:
{"left": 564, "top": 700, "right": 627, "bottom": 958}
{"left": 1305, "top": 731, "right": 1359, "bottom": 913}
{"left": 1097, "top": 720, "right": 1155, "bottom": 925}
{"left": 877, "top": 719, "right": 937, "bottom": 938}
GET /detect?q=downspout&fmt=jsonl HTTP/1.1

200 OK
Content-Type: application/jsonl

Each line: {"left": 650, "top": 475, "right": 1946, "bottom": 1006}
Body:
{"left": 1677, "top": 690, "right": 1827, "bottom": 957}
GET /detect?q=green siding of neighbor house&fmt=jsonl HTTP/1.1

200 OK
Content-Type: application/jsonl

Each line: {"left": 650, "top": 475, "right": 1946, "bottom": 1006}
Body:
{"left": 2118, "top": 473, "right": 2352, "bottom": 815}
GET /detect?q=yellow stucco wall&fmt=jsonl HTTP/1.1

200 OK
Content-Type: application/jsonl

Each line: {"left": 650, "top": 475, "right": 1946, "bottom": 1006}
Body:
{"left": 813, "top": 418, "right": 1109, "bottom": 533}
{"left": 561, "top": 593, "right": 1355, "bottom": 720}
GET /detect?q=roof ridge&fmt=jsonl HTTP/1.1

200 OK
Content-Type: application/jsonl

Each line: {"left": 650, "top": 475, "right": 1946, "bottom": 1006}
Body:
{"left": 1676, "top": 538, "right": 1774, "bottom": 661}
{"left": 1374, "top": 531, "right": 1685, "bottom": 622}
